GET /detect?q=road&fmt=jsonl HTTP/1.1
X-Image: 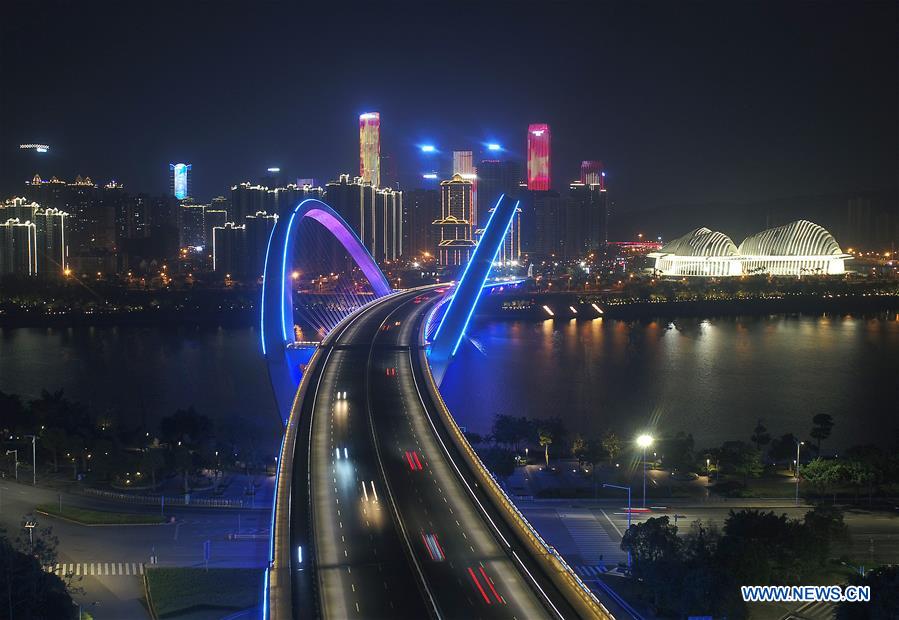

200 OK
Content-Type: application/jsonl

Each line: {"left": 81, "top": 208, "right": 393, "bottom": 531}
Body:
{"left": 289, "top": 288, "right": 574, "bottom": 619}
{"left": 0, "top": 481, "right": 269, "bottom": 618}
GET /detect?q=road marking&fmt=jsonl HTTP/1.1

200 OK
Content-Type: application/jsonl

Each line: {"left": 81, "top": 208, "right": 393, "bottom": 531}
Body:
{"left": 600, "top": 508, "right": 624, "bottom": 538}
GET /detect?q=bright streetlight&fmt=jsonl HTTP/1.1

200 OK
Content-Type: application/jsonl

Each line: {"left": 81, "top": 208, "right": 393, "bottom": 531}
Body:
{"left": 636, "top": 434, "right": 654, "bottom": 507}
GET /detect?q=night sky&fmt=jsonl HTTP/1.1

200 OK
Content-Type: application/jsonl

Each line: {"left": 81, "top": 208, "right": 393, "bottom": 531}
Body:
{"left": 2, "top": 1, "right": 896, "bottom": 214}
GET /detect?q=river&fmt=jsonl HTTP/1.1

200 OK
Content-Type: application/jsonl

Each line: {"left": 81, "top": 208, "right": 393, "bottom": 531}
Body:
{"left": 2, "top": 313, "right": 897, "bottom": 455}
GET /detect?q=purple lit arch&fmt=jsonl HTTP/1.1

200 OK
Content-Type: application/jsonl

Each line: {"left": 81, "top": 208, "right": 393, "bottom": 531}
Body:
{"left": 261, "top": 198, "right": 392, "bottom": 423}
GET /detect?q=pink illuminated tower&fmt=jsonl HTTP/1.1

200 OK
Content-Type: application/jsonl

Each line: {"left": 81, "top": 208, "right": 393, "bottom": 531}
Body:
{"left": 527, "top": 123, "right": 551, "bottom": 190}
{"left": 359, "top": 112, "right": 381, "bottom": 187}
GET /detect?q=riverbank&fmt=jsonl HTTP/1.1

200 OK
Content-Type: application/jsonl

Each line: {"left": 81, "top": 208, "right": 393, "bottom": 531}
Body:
{"left": 476, "top": 289, "right": 899, "bottom": 320}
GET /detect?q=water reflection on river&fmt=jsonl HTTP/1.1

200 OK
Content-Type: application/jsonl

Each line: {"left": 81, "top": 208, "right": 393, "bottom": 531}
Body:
{"left": 1, "top": 314, "right": 897, "bottom": 454}
{"left": 441, "top": 314, "right": 899, "bottom": 450}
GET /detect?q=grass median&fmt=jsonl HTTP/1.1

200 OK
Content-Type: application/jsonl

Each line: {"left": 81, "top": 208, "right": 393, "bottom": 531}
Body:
{"left": 145, "top": 567, "right": 262, "bottom": 618}
{"left": 35, "top": 503, "right": 166, "bottom": 525}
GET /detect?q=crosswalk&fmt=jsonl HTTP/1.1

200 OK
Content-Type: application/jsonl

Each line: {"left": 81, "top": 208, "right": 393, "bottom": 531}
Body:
{"left": 44, "top": 562, "right": 145, "bottom": 577}
{"left": 557, "top": 508, "right": 625, "bottom": 565}
{"left": 575, "top": 564, "right": 609, "bottom": 578}
{"left": 783, "top": 600, "right": 836, "bottom": 620}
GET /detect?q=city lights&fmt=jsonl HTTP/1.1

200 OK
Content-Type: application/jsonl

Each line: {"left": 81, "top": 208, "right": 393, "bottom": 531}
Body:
{"left": 487, "top": 143, "right": 501, "bottom": 151}
{"left": 420, "top": 144, "right": 436, "bottom": 153}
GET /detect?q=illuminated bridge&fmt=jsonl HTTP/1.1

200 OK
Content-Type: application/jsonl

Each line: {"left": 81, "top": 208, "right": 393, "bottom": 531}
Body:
{"left": 259, "top": 197, "right": 613, "bottom": 619}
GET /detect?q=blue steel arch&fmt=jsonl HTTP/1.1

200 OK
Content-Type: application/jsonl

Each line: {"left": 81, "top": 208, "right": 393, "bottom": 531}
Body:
{"left": 261, "top": 198, "right": 392, "bottom": 424}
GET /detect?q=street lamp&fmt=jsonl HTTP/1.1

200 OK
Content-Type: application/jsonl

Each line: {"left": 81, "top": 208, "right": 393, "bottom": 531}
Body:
{"left": 795, "top": 440, "right": 804, "bottom": 506}
{"left": 24, "top": 435, "right": 37, "bottom": 486}
{"left": 24, "top": 519, "right": 37, "bottom": 554}
{"left": 636, "top": 434, "right": 654, "bottom": 508}
{"left": 5, "top": 450, "right": 17, "bottom": 481}
{"left": 603, "top": 483, "right": 632, "bottom": 569}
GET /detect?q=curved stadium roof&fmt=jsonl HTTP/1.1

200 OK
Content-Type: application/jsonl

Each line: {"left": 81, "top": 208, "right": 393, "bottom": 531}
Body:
{"left": 660, "top": 227, "right": 739, "bottom": 257}
{"left": 738, "top": 220, "right": 844, "bottom": 256}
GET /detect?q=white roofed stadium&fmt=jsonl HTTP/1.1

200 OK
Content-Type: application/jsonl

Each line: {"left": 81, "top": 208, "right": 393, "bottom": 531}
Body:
{"left": 648, "top": 220, "right": 851, "bottom": 278}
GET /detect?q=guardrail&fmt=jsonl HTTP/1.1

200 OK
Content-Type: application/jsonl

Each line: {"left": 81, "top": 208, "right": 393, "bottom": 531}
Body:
{"left": 83, "top": 488, "right": 258, "bottom": 509}
{"left": 416, "top": 311, "right": 613, "bottom": 619}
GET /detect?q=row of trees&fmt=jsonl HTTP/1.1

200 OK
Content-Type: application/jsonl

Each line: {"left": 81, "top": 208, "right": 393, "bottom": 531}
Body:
{"left": 621, "top": 506, "right": 849, "bottom": 617}
{"left": 0, "top": 389, "right": 270, "bottom": 491}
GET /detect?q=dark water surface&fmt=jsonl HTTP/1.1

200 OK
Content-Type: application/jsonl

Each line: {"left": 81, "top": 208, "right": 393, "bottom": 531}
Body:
{"left": 2, "top": 313, "right": 897, "bottom": 453}
{"left": 441, "top": 313, "right": 899, "bottom": 451}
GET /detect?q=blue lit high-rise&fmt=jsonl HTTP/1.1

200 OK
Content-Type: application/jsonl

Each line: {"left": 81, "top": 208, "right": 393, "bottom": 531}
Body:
{"left": 169, "top": 163, "right": 192, "bottom": 200}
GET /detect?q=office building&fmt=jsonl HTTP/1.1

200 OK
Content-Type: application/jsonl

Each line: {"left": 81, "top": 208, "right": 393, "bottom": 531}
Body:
{"left": 477, "top": 160, "right": 521, "bottom": 231}
{"left": 0, "top": 218, "right": 37, "bottom": 275}
{"left": 435, "top": 174, "right": 477, "bottom": 266}
{"left": 375, "top": 187, "right": 403, "bottom": 262}
{"left": 403, "top": 189, "right": 441, "bottom": 258}
{"left": 568, "top": 181, "right": 609, "bottom": 254}
{"left": 212, "top": 222, "right": 246, "bottom": 276}
{"left": 245, "top": 211, "right": 278, "bottom": 279}
{"left": 34, "top": 208, "right": 68, "bottom": 275}
{"left": 453, "top": 150, "right": 477, "bottom": 227}
{"left": 180, "top": 203, "right": 207, "bottom": 248}
{"left": 169, "top": 163, "right": 192, "bottom": 200}
{"left": 230, "top": 182, "right": 267, "bottom": 221}
{"left": 579, "top": 160, "right": 606, "bottom": 187}
{"left": 0, "top": 197, "right": 38, "bottom": 222}
{"left": 359, "top": 112, "right": 381, "bottom": 187}
{"left": 205, "top": 208, "right": 228, "bottom": 252}
{"left": 527, "top": 124, "right": 551, "bottom": 191}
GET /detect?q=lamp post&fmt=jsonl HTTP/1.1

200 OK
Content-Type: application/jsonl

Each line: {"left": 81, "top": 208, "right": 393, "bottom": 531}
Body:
{"left": 5, "top": 450, "right": 18, "bottom": 481}
{"left": 24, "top": 435, "right": 37, "bottom": 486}
{"left": 603, "top": 483, "right": 632, "bottom": 569}
{"left": 636, "top": 434, "right": 654, "bottom": 508}
{"left": 795, "top": 440, "right": 804, "bottom": 507}
{"left": 24, "top": 519, "right": 37, "bottom": 554}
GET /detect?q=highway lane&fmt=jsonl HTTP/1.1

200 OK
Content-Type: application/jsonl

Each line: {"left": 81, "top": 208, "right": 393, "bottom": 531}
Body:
{"left": 292, "top": 291, "right": 431, "bottom": 620}
{"left": 368, "top": 291, "right": 553, "bottom": 619}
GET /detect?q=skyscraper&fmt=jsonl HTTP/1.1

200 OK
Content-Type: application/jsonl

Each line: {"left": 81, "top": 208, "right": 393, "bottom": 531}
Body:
{"left": 245, "top": 211, "right": 278, "bottom": 279}
{"left": 34, "top": 207, "right": 68, "bottom": 276}
{"left": 359, "top": 112, "right": 381, "bottom": 187}
{"left": 169, "top": 163, "right": 192, "bottom": 200}
{"left": 435, "top": 174, "right": 477, "bottom": 267}
{"left": 230, "top": 182, "right": 267, "bottom": 221}
{"left": 477, "top": 160, "right": 521, "bottom": 231}
{"left": 527, "top": 124, "right": 551, "bottom": 191}
{"left": 580, "top": 160, "right": 605, "bottom": 188}
{"left": 453, "top": 150, "right": 477, "bottom": 227}
{"left": 0, "top": 218, "right": 37, "bottom": 275}
{"left": 212, "top": 222, "right": 246, "bottom": 276}
{"left": 180, "top": 203, "right": 207, "bottom": 248}
{"left": 404, "top": 188, "right": 440, "bottom": 258}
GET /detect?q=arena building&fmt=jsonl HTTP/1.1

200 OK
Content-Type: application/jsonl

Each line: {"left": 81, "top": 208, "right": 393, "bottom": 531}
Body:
{"left": 648, "top": 220, "right": 850, "bottom": 277}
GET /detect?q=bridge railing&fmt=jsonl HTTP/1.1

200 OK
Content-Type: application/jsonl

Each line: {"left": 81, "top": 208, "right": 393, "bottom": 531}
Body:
{"left": 83, "top": 488, "right": 257, "bottom": 509}
{"left": 416, "top": 335, "right": 614, "bottom": 619}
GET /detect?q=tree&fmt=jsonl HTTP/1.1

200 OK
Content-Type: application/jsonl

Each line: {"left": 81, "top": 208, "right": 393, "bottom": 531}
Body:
{"left": 769, "top": 433, "right": 800, "bottom": 465}
{"left": 602, "top": 431, "right": 621, "bottom": 466}
{"left": 480, "top": 447, "right": 516, "bottom": 483}
{"left": 620, "top": 516, "right": 683, "bottom": 612}
{"left": 538, "top": 428, "right": 553, "bottom": 467}
{"left": 41, "top": 427, "right": 68, "bottom": 473}
{"left": 751, "top": 419, "right": 771, "bottom": 452}
{"left": 719, "top": 441, "right": 763, "bottom": 485}
{"left": 138, "top": 448, "right": 166, "bottom": 488}
{"left": 571, "top": 435, "right": 588, "bottom": 465}
{"left": 810, "top": 413, "right": 835, "bottom": 455}
{"left": 0, "top": 527, "right": 74, "bottom": 619}
{"left": 803, "top": 504, "right": 848, "bottom": 566}
{"left": 801, "top": 458, "right": 846, "bottom": 502}
{"left": 838, "top": 565, "right": 899, "bottom": 620}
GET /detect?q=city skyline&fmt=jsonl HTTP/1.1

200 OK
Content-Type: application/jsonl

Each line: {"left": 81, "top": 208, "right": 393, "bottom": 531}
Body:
{"left": 2, "top": 1, "right": 896, "bottom": 216}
